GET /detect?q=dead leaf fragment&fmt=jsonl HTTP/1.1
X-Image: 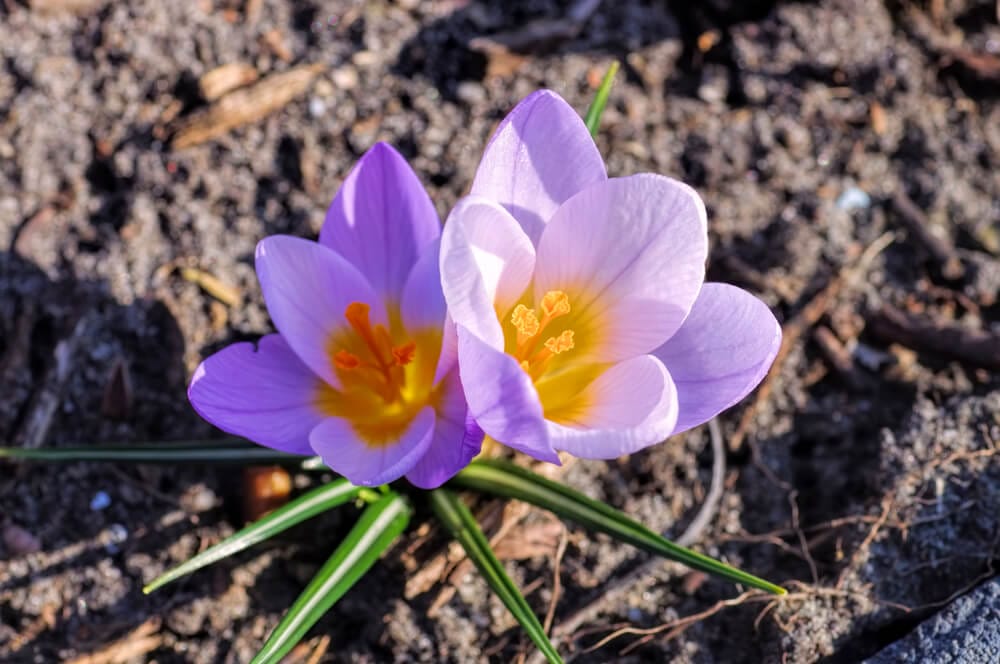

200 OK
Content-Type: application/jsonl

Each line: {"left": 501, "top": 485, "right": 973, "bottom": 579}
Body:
{"left": 870, "top": 101, "right": 887, "bottom": 135}
{"left": 65, "top": 619, "right": 162, "bottom": 664}
{"left": 199, "top": 63, "right": 259, "bottom": 101}
{"left": 29, "top": 0, "right": 105, "bottom": 13}
{"left": 492, "top": 519, "right": 565, "bottom": 560}
{"left": 172, "top": 64, "right": 323, "bottom": 149}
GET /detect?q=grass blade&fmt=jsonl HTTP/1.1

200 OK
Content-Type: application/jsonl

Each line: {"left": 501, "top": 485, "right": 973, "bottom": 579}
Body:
{"left": 450, "top": 459, "right": 786, "bottom": 596}
{"left": 251, "top": 492, "right": 411, "bottom": 664}
{"left": 583, "top": 61, "right": 620, "bottom": 136}
{"left": 0, "top": 440, "right": 320, "bottom": 467}
{"left": 429, "top": 489, "right": 563, "bottom": 664}
{"left": 143, "top": 479, "right": 361, "bottom": 594}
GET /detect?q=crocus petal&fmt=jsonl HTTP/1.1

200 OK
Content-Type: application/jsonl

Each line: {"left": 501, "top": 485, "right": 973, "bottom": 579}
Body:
{"left": 654, "top": 283, "right": 781, "bottom": 435}
{"left": 256, "top": 235, "right": 384, "bottom": 388}
{"left": 309, "top": 407, "right": 436, "bottom": 487}
{"left": 470, "top": 90, "right": 606, "bottom": 245}
{"left": 319, "top": 142, "right": 440, "bottom": 302}
{"left": 546, "top": 355, "right": 679, "bottom": 459}
{"left": 456, "top": 325, "right": 560, "bottom": 464}
{"left": 441, "top": 196, "right": 536, "bottom": 348}
{"left": 406, "top": 367, "right": 484, "bottom": 489}
{"left": 534, "top": 174, "right": 708, "bottom": 362}
{"left": 188, "top": 334, "right": 323, "bottom": 455}
{"left": 401, "top": 237, "right": 446, "bottom": 333}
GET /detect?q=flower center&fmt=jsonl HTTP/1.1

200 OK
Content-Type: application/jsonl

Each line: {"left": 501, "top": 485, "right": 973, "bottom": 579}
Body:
{"left": 332, "top": 301, "right": 416, "bottom": 404}
{"left": 510, "top": 290, "right": 575, "bottom": 379}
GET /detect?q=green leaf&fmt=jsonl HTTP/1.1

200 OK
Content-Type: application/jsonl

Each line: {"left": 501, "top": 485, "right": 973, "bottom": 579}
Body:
{"left": 429, "top": 489, "right": 563, "bottom": 664}
{"left": 143, "top": 479, "right": 361, "bottom": 594}
{"left": 0, "top": 440, "right": 321, "bottom": 467}
{"left": 251, "top": 492, "right": 411, "bottom": 664}
{"left": 583, "top": 61, "right": 620, "bottom": 136}
{"left": 450, "top": 459, "right": 787, "bottom": 596}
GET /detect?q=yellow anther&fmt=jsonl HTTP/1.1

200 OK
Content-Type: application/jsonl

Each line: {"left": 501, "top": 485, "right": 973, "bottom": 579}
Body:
{"left": 543, "top": 330, "right": 575, "bottom": 355}
{"left": 540, "top": 290, "right": 570, "bottom": 318}
{"left": 519, "top": 360, "right": 531, "bottom": 373}
{"left": 511, "top": 304, "right": 540, "bottom": 337}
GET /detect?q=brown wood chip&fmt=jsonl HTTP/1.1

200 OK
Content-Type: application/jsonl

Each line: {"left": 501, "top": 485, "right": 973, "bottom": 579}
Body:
{"left": 172, "top": 64, "right": 324, "bottom": 149}
{"left": 199, "top": 63, "right": 259, "bottom": 101}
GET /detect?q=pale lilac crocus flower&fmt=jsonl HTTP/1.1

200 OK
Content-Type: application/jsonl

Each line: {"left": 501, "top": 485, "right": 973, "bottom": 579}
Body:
{"left": 189, "top": 143, "right": 481, "bottom": 488}
{"left": 441, "top": 91, "right": 781, "bottom": 463}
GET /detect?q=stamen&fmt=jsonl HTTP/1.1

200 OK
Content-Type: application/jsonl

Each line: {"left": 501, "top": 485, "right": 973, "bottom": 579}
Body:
{"left": 336, "top": 301, "right": 417, "bottom": 404}
{"left": 334, "top": 350, "right": 361, "bottom": 370}
{"left": 392, "top": 342, "right": 416, "bottom": 366}
{"left": 543, "top": 330, "right": 575, "bottom": 354}
{"left": 511, "top": 304, "right": 540, "bottom": 337}
{"left": 540, "top": 290, "right": 570, "bottom": 318}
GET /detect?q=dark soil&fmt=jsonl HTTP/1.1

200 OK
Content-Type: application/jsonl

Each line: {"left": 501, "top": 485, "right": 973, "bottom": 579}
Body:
{"left": 2, "top": 0, "right": 999, "bottom": 662}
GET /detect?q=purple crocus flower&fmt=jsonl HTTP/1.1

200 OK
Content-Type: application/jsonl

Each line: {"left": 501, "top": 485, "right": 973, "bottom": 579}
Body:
{"left": 440, "top": 91, "right": 781, "bottom": 463}
{"left": 189, "top": 143, "right": 482, "bottom": 488}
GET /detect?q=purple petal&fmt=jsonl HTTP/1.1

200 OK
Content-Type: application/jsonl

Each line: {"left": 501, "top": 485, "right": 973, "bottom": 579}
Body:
{"left": 255, "top": 235, "right": 384, "bottom": 388}
{"left": 309, "top": 407, "right": 436, "bottom": 487}
{"left": 470, "top": 90, "right": 606, "bottom": 245}
{"left": 406, "top": 367, "right": 484, "bottom": 489}
{"left": 401, "top": 237, "right": 446, "bottom": 333}
{"left": 401, "top": 237, "right": 457, "bottom": 383}
{"left": 188, "top": 334, "right": 323, "bottom": 455}
{"left": 319, "top": 142, "right": 440, "bottom": 302}
{"left": 534, "top": 174, "right": 708, "bottom": 363}
{"left": 546, "top": 355, "right": 679, "bottom": 459}
{"left": 654, "top": 283, "right": 781, "bottom": 435}
{"left": 441, "top": 196, "right": 536, "bottom": 348}
{"left": 456, "top": 325, "right": 560, "bottom": 464}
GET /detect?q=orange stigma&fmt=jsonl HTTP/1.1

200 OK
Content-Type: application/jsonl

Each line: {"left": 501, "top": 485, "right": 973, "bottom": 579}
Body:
{"left": 330, "top": 301, "right": 416, "bottom": 403}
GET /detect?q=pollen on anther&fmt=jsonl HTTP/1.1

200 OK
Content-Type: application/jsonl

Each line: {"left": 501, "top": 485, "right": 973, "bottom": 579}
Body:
{"left": 540, "top": 290, "right": 570, "bottom": 318}
{"left": 511, "top": 304, "right": 540, "bottom": 337}
{"left": 543, "top": 330, "right": 575, "bottom": 354}
{"left": 334, "top": 350, "right": 361, "bottom": 370}
{"left": 392, "top": 341, "right": 416, "bottom": 366}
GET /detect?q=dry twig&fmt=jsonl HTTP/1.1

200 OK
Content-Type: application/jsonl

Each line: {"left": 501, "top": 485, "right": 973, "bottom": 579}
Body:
{"left": 65, "top": 619, "right": 162, "bottom": 664}
{"left": 890, "top": 190, "right": 964, "bottom": 280}
{"left": 867, "top": 303, "right": 1000, "bottom": 370}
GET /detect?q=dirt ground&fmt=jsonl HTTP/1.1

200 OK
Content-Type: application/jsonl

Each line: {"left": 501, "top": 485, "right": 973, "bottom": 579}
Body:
{"left": 1, "top": 0, "right": 999, "bottom": 662}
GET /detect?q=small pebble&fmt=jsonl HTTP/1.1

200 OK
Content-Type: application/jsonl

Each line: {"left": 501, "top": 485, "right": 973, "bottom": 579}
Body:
{"left": 90, "top": 491, "right": 111, "bottom": 511}
{"left": 3, "top": 524, "right": 41, "bottom": 555}
{"left": 331, "top": 66, "right": 359, "bottom": 90}
{"left": 308, "top": 97, "right": 326, "bottom": 118}
{"left": 105, "top": 524, "right": 128, "bottom": 554}
{"left": 835, "top": 186, "right": 872, "bottom": 211}
{"left": 456, "top": 81, "right": 486, "bottom": 105}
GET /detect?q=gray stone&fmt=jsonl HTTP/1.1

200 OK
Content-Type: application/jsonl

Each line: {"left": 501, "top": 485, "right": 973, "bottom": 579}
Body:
{"left": 865, "top": 578, "right": 1000, "bottom": 664}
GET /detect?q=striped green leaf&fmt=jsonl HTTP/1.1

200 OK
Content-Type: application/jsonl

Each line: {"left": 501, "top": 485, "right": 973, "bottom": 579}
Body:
{"left": 583, "top": 61, "right": 620, "bottom": 136}
{"left": 251, "top": 492, "right": 411, "bottom": 664}
{"left": 450, "top": 459, "right": 786, "bottom": 596}
{"left": 0, "top": 440, "right": 321, "bottom": 467}
{"left": 429, "top": 489, "right": 563, "bottom": 664}
{"left": 143, "top": 479, "right": 361, "bottom": 594}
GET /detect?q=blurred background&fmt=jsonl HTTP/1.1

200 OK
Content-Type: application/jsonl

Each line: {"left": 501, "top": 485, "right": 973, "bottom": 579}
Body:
{"left": 1, "top": 1, "right": 998, "bottom": 662}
